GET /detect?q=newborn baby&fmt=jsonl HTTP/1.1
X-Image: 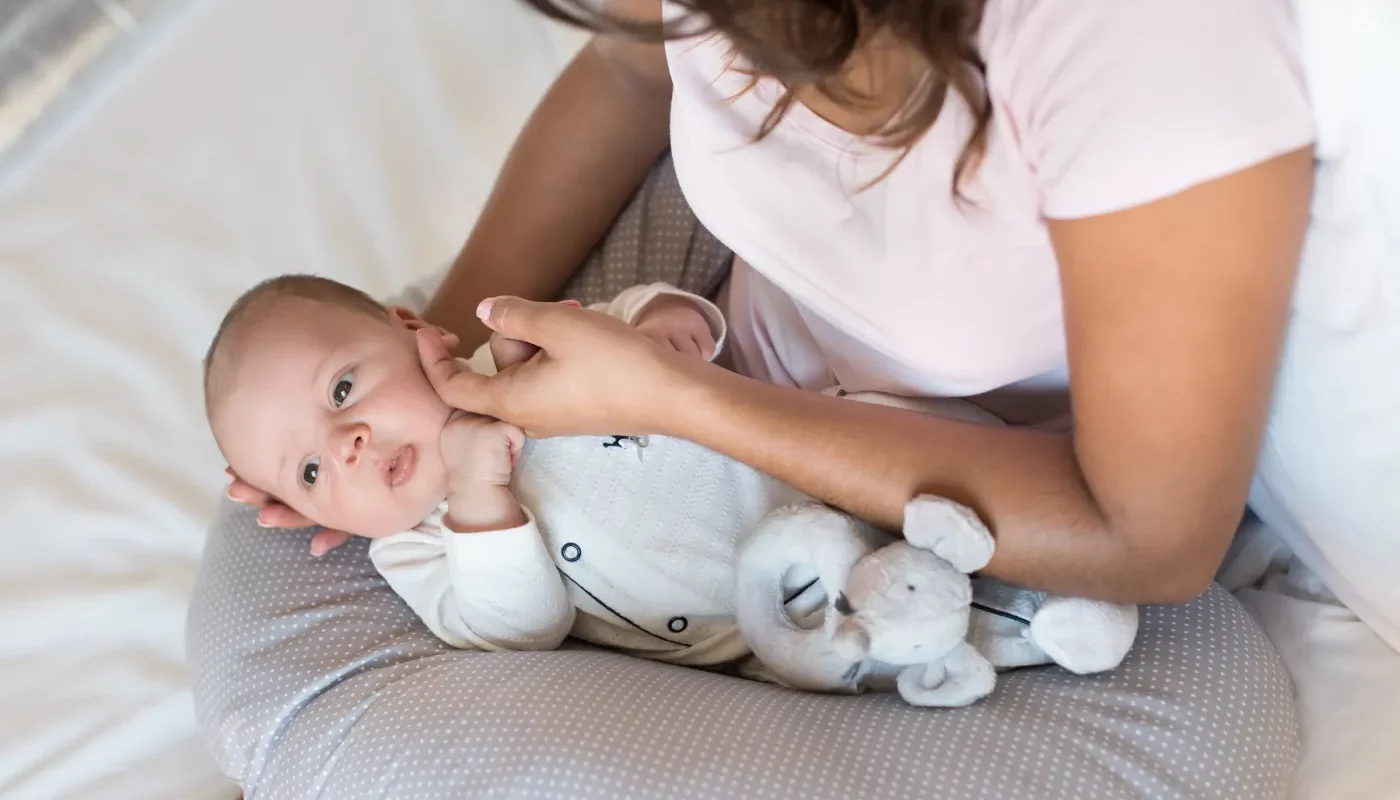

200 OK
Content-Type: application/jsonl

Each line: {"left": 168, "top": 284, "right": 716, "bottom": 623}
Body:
{"left": 206, "top": 274, "right": 812, "bottom": 663}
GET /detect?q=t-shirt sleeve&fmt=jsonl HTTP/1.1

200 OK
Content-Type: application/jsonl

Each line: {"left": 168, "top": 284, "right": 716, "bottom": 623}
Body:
{"left": 992, "top": 0, "right": 1317, "bottom": 220}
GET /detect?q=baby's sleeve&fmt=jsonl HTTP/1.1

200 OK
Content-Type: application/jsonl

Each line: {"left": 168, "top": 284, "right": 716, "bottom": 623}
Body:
{"left": 992, "top": 0, "right": 1316, "bottom": 220}
{"left": 594, "top": 282, "right": 729, "bottom": 361}
{"left": 369, "top": 507, "right": 574, "bottom": 652}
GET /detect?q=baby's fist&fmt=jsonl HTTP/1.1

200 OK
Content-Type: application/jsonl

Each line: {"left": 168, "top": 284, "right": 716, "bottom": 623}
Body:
{"left": 440, "top": 411, "right": 524, "bottom": 488}
{"left": 634, "top": 296, "right": 716, "bottom": 359}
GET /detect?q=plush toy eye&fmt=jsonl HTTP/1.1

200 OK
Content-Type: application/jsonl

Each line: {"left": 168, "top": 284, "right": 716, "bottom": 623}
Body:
{"left": 907, "top": 584, "right": 916, "bottom": 592}
{"left": 833, "top": 593, "right": 854, "bottom": 615}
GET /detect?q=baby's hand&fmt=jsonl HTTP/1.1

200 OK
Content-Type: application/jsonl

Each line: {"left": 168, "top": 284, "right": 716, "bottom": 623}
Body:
{"left": 440, "top": 411, "right": 526, "bottom": 532}
{"left": 634, "top": 295, "right": 716, "bottom": 360}
{"left": 440, "top": 411, "right": 523, "bottom": 488}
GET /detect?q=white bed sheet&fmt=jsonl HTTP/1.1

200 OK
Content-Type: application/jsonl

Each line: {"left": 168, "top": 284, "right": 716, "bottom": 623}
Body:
{"left": 0, "top": 1, "right": 583, "bottom": 796}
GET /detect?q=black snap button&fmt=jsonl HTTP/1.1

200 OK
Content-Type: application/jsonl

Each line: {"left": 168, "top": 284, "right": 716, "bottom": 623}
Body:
{"left": 561, "top": 543, "right": 581, "bottom": 563}
{"left": 667, "top": 616, "right": 688, "bottom": 633}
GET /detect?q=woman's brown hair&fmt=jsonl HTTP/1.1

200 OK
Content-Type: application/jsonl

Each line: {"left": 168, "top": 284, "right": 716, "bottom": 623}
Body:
{"left": 519, "top": 0, "right": 992, "bottom": 196}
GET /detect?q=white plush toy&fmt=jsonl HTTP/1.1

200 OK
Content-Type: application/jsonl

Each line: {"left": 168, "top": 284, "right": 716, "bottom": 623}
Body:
{"left": 735, "top": 496, "right": 1139, "bottom": 708}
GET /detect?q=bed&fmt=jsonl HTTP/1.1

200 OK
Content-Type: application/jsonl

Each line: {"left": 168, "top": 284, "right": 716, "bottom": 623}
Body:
{"left": 0, "top": 1, "right": 585, "bottom": 796}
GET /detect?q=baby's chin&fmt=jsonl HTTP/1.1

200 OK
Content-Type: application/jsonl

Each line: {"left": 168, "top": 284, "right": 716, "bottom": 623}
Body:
{"left": 326, "top": 493, "right": 446, "bottom": 540}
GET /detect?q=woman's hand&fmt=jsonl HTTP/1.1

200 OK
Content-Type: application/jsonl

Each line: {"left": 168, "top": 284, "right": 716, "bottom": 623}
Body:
{"left": 417, "top": 296, "right": 702, "bottom": 438}
{"left": 224, "top": 468, "right": 352, "bottom": 556}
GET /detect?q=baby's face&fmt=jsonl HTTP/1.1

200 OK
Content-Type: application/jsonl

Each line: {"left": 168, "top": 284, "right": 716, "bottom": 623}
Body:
{"left": 215, "top": 298, "right": 454, "bottom": 538}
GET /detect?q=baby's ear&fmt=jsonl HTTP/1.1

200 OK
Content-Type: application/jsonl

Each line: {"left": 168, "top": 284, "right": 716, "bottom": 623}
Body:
{"left": 386, "top": 305, "right": 424, "bottom": 329}
{"left": 387, "top": 307, "right": 460, "bottom": 349}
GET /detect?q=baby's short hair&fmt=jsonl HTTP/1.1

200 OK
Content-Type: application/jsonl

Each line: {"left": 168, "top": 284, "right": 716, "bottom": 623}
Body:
{"left": 203, "top": 274, "right": 386, "bottom": 416}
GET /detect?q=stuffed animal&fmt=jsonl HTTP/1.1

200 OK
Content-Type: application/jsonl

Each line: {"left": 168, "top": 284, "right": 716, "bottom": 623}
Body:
{"left": 734, "top": 496, "right": 1139, "bottom": 708}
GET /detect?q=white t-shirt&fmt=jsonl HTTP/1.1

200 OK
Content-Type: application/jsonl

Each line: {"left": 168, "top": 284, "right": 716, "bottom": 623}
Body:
{"left": 666, "top": 0, "right": 1316, "bottom": 424}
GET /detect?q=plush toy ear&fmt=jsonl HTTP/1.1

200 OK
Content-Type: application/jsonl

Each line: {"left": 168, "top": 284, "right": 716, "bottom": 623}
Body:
{"left": 832, "top": 618, "right": 871, "bottom": 661}
{"left": 902, "top": 496, "right": 996, "bottom": 573}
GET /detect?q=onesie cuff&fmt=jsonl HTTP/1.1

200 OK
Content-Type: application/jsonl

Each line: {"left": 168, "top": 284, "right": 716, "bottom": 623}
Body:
{"left": 620, "top": 283, "right": 729, "bottom": 362}
{"left": 443, "top": 507, "right": 551, "bottom": 572}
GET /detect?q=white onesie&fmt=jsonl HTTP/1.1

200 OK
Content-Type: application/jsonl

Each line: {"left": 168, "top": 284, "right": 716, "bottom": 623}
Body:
{"left": 368, "top": 284, "right": 812, "bottom": 666}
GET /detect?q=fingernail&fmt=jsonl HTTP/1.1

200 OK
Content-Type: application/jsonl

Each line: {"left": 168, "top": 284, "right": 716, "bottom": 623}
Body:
{"left": 256, "top": 516, "right": 271, "bottom": 528}
{"left": 476, "top": 298, "right": 495, "bottom": 322}
{"left": 226, "top": 488, "right": 240, "bottom": 502}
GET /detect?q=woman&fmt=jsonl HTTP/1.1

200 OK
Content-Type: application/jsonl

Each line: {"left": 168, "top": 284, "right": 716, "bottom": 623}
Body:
{"left": 414, "top": 0, "right": 1316, "bottom": 605}
{"left": 258, "top": 0, "right": 1315, "bottom": 591}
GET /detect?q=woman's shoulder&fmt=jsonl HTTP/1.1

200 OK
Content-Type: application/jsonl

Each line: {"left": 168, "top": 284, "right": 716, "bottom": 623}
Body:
{"left": 980, "top": 0, "right": 1315, "bottom": 219}
{"left": 981, "top": 0, "right": 1304, "bottom": 62}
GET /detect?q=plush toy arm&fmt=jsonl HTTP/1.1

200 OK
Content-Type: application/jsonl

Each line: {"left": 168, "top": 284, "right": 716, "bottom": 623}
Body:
{"left": 1029, "top": 596, "right": 1140, "bottom": 675}
{"left": 895, "top": 641, "right": 996, "bottom": 708}
{"left": 902, "top": 497, "right": 996, "bottom": 574}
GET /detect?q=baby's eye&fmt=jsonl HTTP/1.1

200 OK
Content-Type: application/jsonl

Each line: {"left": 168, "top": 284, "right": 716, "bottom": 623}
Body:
{"left": 302, "top": 458, "right": 320, "bottom": 487}
{"left": 332, "top": 373, "right": 354, "bottom": 407}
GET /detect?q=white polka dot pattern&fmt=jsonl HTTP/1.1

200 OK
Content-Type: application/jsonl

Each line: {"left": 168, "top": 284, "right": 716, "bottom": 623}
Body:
{"left": 186, "top": 155, "right": 1299, "bottom": 799}
{"left": 559, "top": 154, "right": 732, "bottom": 306}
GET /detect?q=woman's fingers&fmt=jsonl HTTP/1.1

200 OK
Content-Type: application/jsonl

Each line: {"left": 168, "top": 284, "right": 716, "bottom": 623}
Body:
{"left": 476, "top": 296, "right": 573, "bottom": 346}
{"left": 310, "top": 528, "right": 352, "bottom": 557}
{"left": 225, "top": 479, "right": 267, "bottom": 506}
{"left": 226, "top": 468, "right": 317, "bottom": 528}
{"left": 256, "top": 504, "right": 317, "bottom": 530}
{"left": 417, "top": 327, "right": 498, "bottom": 415}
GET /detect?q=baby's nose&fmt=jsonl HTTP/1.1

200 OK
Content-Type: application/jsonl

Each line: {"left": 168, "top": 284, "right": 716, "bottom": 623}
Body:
{"left": 337, "top": 424, "right": 370, "bottom": 466}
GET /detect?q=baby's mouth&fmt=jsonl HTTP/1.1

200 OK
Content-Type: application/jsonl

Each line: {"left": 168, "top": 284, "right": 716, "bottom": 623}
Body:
{"left": 385, "top": 445, "right": 416, "bottom": 488}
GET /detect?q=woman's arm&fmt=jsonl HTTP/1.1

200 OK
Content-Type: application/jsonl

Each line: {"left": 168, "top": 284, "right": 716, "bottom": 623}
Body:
{"left": 425, "top": 3, "right": 672, "bottom": 352}
{"left": 428, "top": 148, "right": 1312, "bottom": 604}
{"left": 675, "top": 149, "right": 1313, "bottom": 603}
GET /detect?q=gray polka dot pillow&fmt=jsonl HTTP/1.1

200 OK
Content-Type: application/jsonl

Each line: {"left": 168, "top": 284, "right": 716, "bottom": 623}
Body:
{"left": 186, "top": 156, "right": 1298, "bottom": 798}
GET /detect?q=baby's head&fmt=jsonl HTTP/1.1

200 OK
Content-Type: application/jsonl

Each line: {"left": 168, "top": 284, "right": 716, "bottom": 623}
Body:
{"left": 205, "top": 275, "right": 454, "bottom": 538}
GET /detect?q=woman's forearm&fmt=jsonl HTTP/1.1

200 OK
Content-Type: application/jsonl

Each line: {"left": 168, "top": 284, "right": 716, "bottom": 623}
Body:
{"left": 425, "top": 37, "right": 672, "bottom": 351}
{"left": 669, "top": 366, "right": 1214, "bottom": 604}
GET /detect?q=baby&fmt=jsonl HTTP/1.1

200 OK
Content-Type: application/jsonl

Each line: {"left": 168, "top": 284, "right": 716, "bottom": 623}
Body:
{"left": 206, "top": 274, "right": 813, "bottom": 664}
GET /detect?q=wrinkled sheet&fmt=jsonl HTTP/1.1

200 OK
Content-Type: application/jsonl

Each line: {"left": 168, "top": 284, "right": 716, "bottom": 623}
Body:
{"left": 0, "top": 0, "right": 175, "bottom": 163}
{"left": 0, "top": 0, "right": 582, "bottom": 796}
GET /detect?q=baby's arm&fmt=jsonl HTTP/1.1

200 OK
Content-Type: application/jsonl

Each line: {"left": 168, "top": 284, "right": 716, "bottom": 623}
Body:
{"left": 369, "top": 412, "right": 573, "bottom": 652}
{"left": 594, "top": 283, "right": 728, "bottom": 361}
{"left": 369, "top": 511, "right": 574, "bottom": 652}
